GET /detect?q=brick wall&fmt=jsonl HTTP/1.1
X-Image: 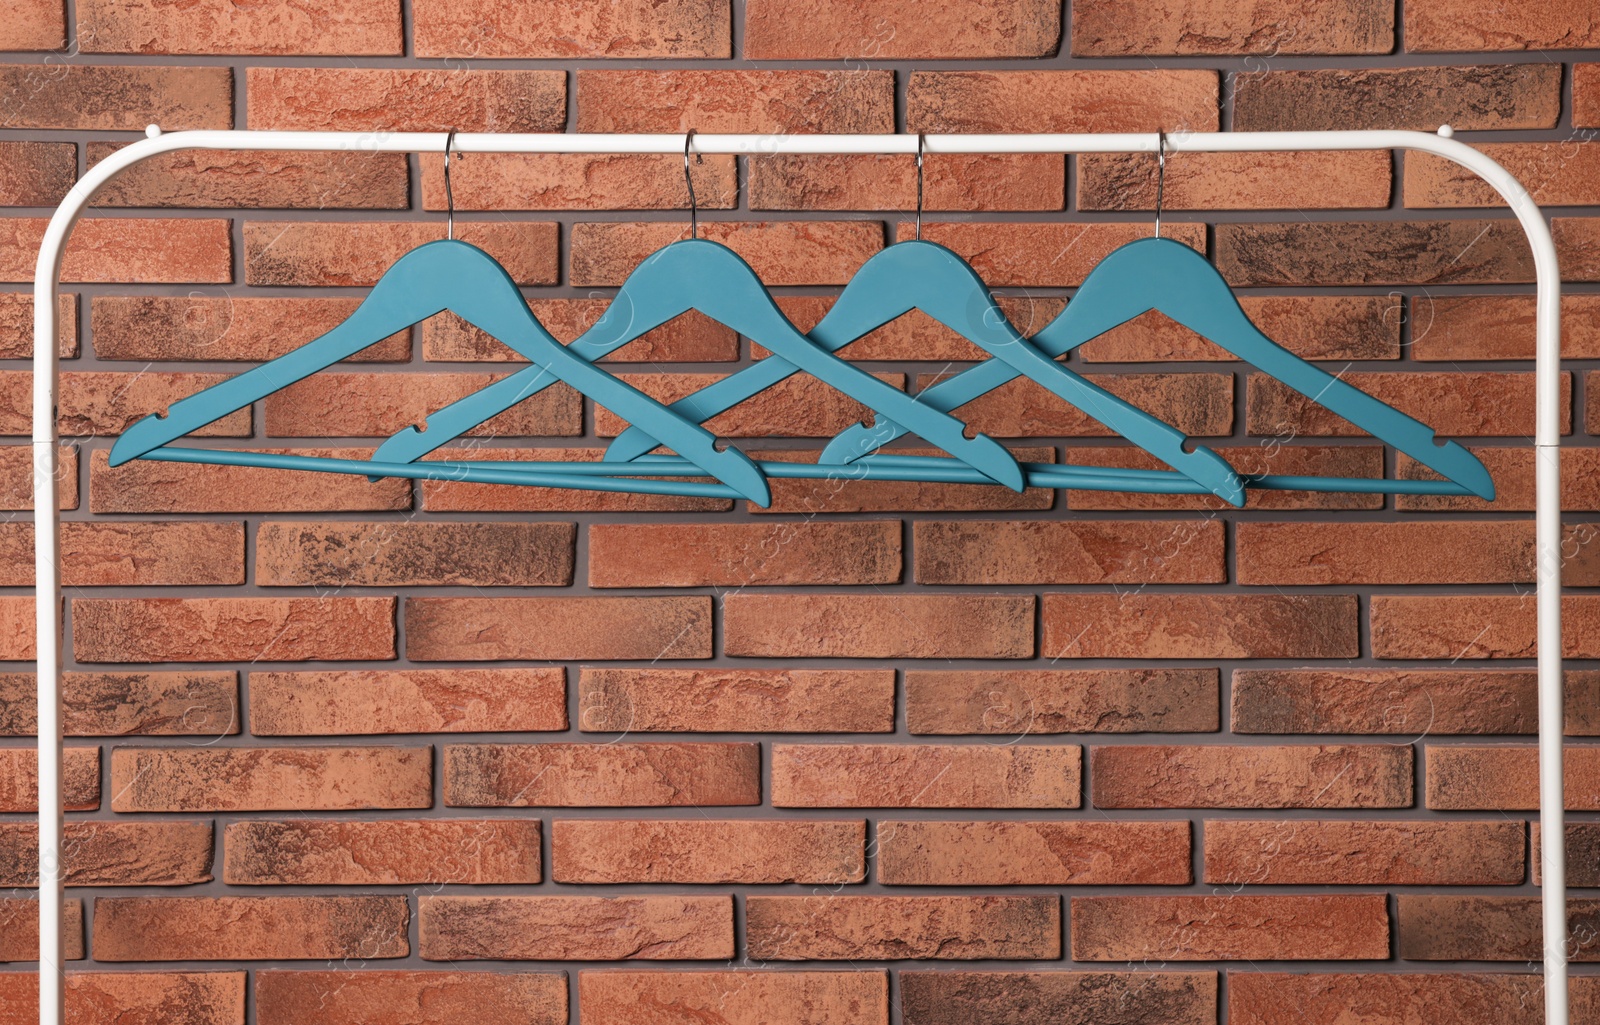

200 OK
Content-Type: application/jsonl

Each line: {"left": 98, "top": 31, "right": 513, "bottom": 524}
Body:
{"left": 0, "top": 1, "right": 1597, "bottom": 1023}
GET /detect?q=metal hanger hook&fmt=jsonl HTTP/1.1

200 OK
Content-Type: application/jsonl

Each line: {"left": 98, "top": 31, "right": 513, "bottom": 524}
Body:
{"left": 684, "top": 128, "right": 703, "bottom": 240}
{"left": 915, "top": 132, "right": 926, "bottom": 241}
{"left": 1154, "top": 130, "right": 1166, "bottom": 239}
{"left": 443, "top": 128, "right": 459, "bottom": 241}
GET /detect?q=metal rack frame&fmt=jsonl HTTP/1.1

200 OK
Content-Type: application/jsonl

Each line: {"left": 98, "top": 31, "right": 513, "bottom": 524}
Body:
{"left": 28, "top": 126, "right": 1566, "bottom": 1025}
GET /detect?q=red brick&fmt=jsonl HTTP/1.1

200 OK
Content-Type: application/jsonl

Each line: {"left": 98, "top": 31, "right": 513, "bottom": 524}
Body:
{"left": 0, "top": 596, "right": 37, "bottom": 661}
{"left": 81, "top": 0, "right": 398, "bottom": 53}
{"left": 0, "top": 971, "right": 243, "bottom": 1025}
{"left": 93, "top": 896, "right": 409, "bottom": 961}
{"left": 571, "top": 221, "right": 883, "bottom": 287}
{"left": 0, "top": 292, "right": 76, "bottom": 358}
{"left": 1409, "top": 143, "right": 1600, "bottom": 208}
{"left": 246, "top": 68, "right": 563, "bottom": 132}
{"left": 879, "top": 819, "right": 1191, "bottom": 885}
{"left": 910, "top": 221, "right": 1206, "bottom": 287}
{"left": 1554, "top": 217, "right": 1600, "bottom": 281}
{"left": 1091, "top": 744, "right": 1413, "bottom": 809}
{"left": 88, "top": 144, "right": 407, "bottom": 208}
{"left": 1233, "top": 65, "right": 1561, "bottom": 132}
{"left": 420, "top": 152, "right": 735, "bottom": 211}
{"left": 905, "top": 668, "right": 1220, "bottom": 735}
{"left": 901, "top": 971, "right": 1216, "bottom": 1025}
{"left": 754, "top": 446, "right": 1056, "bottom": 515}
{"left": 578, "top": 668, "right": 894, "bottom": 733}
{"left": 747, "top": 0, "right": 1057, "bottom": 58}
{"left": 1219, "top": 220, "right": 1537, "bottom": 286}
{"left": 1067, "top": 444, "right": 1386, "bottom": 512}
{"left": 420, "top": 895, "right": 731, "bottom": 960}
{"left": 551, "top": 819, "right": 864, "bottom": 884}
{"left": 747, "top": 895, "right": 1059, "bottom": 961}
{"left": 407, "top": 596, "right": 709, "bottom": 661}
{"left": 1237, "top": 521, "right": 1550, "bottom": 585}
{"left": 0, "top": 64, "right": 231, "bottom": 130}
{"left": 771, "top": 743, "right": 1080, "bottom": 809}
{"left": 0, "top": 370, "right": 251, "bottom": 438}
{"left": 1411, "top": 294, "right": 1600, "bottom": 361}
{"left": 110, "top": 746, "right": 430, "bottom": 812}
{"left": 416, "top": 0, "right": 725, "bottom": 57}
{"left": 92, "top": 296, "right": 410, "bottom": 362}
{"left": 257, "top": 521, "right": 574, "bottom": 586}
{"left": 0, "top": 140, "right": 74, "bottom": 205}
{"left": 1248, "top": 371, "right": 1562, "bottom": 437}
{"left": 580, "top": 971, "right": 886, "bottom": 1025}
{"left": 256, "top": 971, "right": 565, "bottom": 1025}
{"left": 0, "top": 521, "right": 242, "bottom": 586}
{"left": 1072, "top": 0, "right": 1391, "bottom": 54}
{"left": 1083, "top": 295, "right": 1400, "bottom": 363}
{"left": 1204, "top": 820, "right": 1524, "bottom": 885}
{"left": 725, "top": 593, "right": 1034, "bottom": 659}
{"left": 90, "top": 447, "right": 410, "bottom": 514}
{"left": 424, "top": 304, "right": 735, "bottom": 363}
{"left": 1397, "top": 895, "right": 1600, "bottom": 961}
{"left": 1229, "top": 972, "right": 1596, "bottom": 1025}
{"left": 1581, "top": 65, "right": 1600, "bottom": 128}
{"left": 0, "top": 0, "right": 64, "bottom": 49}
{"left": 590, "top": 521, "right": 899, "bottom": 587}
{"left": 750, "top": 154, "right": 1064, "bottom": 211}
{"left": 0, "top": 670, "right": 237, "bottom": 737}
{"left": 1080, "top": 151, "right": 1390, "bottom": 210}
{"left": 1398, "top": 447, "right": 1600, "bottom": 512}
{"left": 1044, "top": 594, "right": 1358, "bottom": 660}
{"left": 224, "top": 819, "right": 539, "bottom": 885}
{"left": 908, "top": 70, "right": 1219, "bottom": 132}
{"left": 0, "top": 445, "right": 76, "bottom": 511}
{"left": 914, "top": 519, "right": 1224, "bottom": 584}
{"left": 1230, "top": 669, "right": 1567, "bottom": 735}
{"left": 245, "top": 221, "right": 557, "bottom": 286}
{"left": 1371, "top": 594, "right": 1600, "bottom": 659}
{"left": 1534, "top": 823, "right": 1600, "bottom": 885}
{"left": 419, "top": 447, "right": 730, "bottom": 514}
{"left": 0, "top": 898, "right": 83, "bottom": 961}
{"left": 1427, "top": 746, "right": 1600, "bottom": 810}
{"left": 74, "top": 597, "right": 395, "bottom": 663}
{"left": 577, "top": 69, "right": 893, "bottom": 133}
{"left": 1406, "top": 0, "right": 1600, "bottom": 51}
{"left": 0, "top": 820, "right": 212, "bottom": 886}
{"left": 0, "top": 747, "right": 98, "bottom": 811}
{"left": 1075, "top": 895, "right": 1388, "bottom": 961}
{"left": 250, "top": 668, "right": 566, "bottom": 735}
{"left": 0, "top": 218, "right": 231, "bottom": 283}
{"left": 445, "top": 742, "right": 759, "bottom": 807}
{"left": 591, "top": 370, "right": 902, "bottom": 438}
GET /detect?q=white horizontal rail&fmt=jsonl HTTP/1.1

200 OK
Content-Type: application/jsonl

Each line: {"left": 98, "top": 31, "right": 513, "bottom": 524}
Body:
{"left": 31, "top": 127, "right": 1564, "bottom": 1025}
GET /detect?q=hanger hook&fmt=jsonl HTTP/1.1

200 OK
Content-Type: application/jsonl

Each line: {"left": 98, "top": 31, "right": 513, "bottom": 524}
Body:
{"left": 684, "top": 128, "right": 702, "bottom": 240}
{"left": 443, "top": 127, "right": 459, "bottom": 241}
{"left": 1154, "top": 130, "right": 1166, "bottom": 240}
{"left": 914, "top": 132, "right": 926, "bottom": 241}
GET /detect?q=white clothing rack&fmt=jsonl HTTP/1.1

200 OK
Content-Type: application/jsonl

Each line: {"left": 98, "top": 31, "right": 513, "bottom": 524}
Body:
{"left": 29, "top": 126, "right": 1565, "bottom": 1025}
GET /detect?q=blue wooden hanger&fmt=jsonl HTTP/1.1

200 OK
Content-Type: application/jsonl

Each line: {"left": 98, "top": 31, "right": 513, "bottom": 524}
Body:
{"left": 371, "top": 134, "right": 1027, "bottom": 492}
{"left": 819, "top": 134, "right": 1494, "bottom": 500}
{"left": 109, "top": 134, "right": 773, "bottom": 505}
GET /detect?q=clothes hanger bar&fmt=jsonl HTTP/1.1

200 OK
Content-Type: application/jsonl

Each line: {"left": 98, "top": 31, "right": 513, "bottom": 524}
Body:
{"left": 30, "top": 125, "right": 1568, "bottom": 1025}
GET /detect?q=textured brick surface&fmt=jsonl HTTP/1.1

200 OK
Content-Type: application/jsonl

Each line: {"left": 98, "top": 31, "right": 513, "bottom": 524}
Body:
{"left": 0, "top": 820, "right": 213, "bottom": 886}
{"left": 245, "top": 222, "right": 558, "bottom": 287}
{"left": 1203, "top": 820, "right": 1524, "bottom": 885}
{"left": 414, "top": 0, "right": 728, "bottom": 58}
{"left": 419, "top": 895, "right": 732, "bottom": 960}
{"left": 256, "top": 521, "right": 574, "bottom": 586}
{"left": 88, "top": 145, "right": 408, "bottom": 208}
{"left": 246, "top": 68, "right": 564, "bottom": 132}
{"left": 0, "top": 971, "right": 244, "bottom": 1025}
{"left": 407, "top": 596, "right": 710, "bottom": 660}
{"left": 93, "top": 896, "right": 410, "bottom": 961}
{"left": 725, "top": 594, "right": 1035, "bottom": 658}
{"left": 580, "top": 971, "right": 887, "bottom": 1025}
{"left": 1072, "top": 894, "right": 1390, "bottom": 961}
{"left": 0, "top": 670, "right": 238, "bottom": 736}
{"left": 589, "top": 521, "right": 899, "bottom": 586}
{"left": 109, "top": 746, "right": 431, "bottom": 811}
{"left": 1072, "top": 0, "right": 1392, "bottom": 54}
{"left": 1233, "top": 65, "right": 1561, "bottom": 131}
{"left": 577, "top": 70, "right": 892, "bottom": 133}
{"left": 905, "top": 668, "right": 1219, "bottom": 734}
{"left": 256, "top": 971, "right": 565, "bottom": 1025}
{"left": 1091, "top": 744, "right": 1413, "bottom": 809}
{"left": 1231, "top": 669, "right": 1548, "bottom": 735}
{"left": 747, "top": 896, "right": 1061, "bottom": 960}
{"left": 92, "top": 296, "right": 410, "bottom": 362}
{"left": 79, "top": 0, "right": 401, "bottom": 54}
{"left": 1229, "top": 973, "right": 1594, "bottom": 1025}
{"left": 771, "top": 743, "right": 1081, "bottom": 808}
{"left": 1396, "top": 896, "right": 1600, "bottom": 961}
{"left": 900, "top": 971, "right": 1216, "bottom": 1025}
{"left": 0, "top": 140, "right": 75, "bottom": 205}
{"left": 578, "top": 668, "right": 894, "bottom": 733}
{"left": 0, "top": 747, "right": 99, "bottom": 811}
{"left": 224, "top": 819, "right": 540, "bottom": 884}
{"left": 445, "top": 742, "right": 760, "bottom": 807}
{"left": 1079, "top": 151, "right": 1391, "bottom": 210}
{"left": 1427, "top": 746, "right": 1600, "bottom": 810}
{"left": 249, "top": 668, "right": 566, "bottom": 735}
{"left": 908, "top": 70, "right": 1219, "bottom": 132}
{"left": 878, "top": 819, "right": 1191, "bottom": 885}
{"left": 0, "top": 0, "right": 65, "bottom": 50}
{"left": 0, "top": 64, "right": 232, "bottom": 130}
{"left": 0, "top": 218, "right": 231, "bottom": 283}
{"left": 0, "top": 898, "right": 83, "bottom": 961}
{"left": 1043, "top": 594, "right": 1359, "bottom": 659}
{"left": 74, "top": 597, "right": 396, "bottom": 663}
{"left": 1405, "top": 0, "right": 1600, "bottom": 51}
{"left": 552, "top": 819, "right": 864, "bottom": 883}
{"left": 746, "top": 0, "right": 1059, "bottom": 59}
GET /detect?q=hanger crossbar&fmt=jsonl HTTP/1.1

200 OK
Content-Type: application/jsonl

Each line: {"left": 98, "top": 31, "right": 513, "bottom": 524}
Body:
{"left": 29, "top": 127, "right": 1566, "bottom": 1025}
